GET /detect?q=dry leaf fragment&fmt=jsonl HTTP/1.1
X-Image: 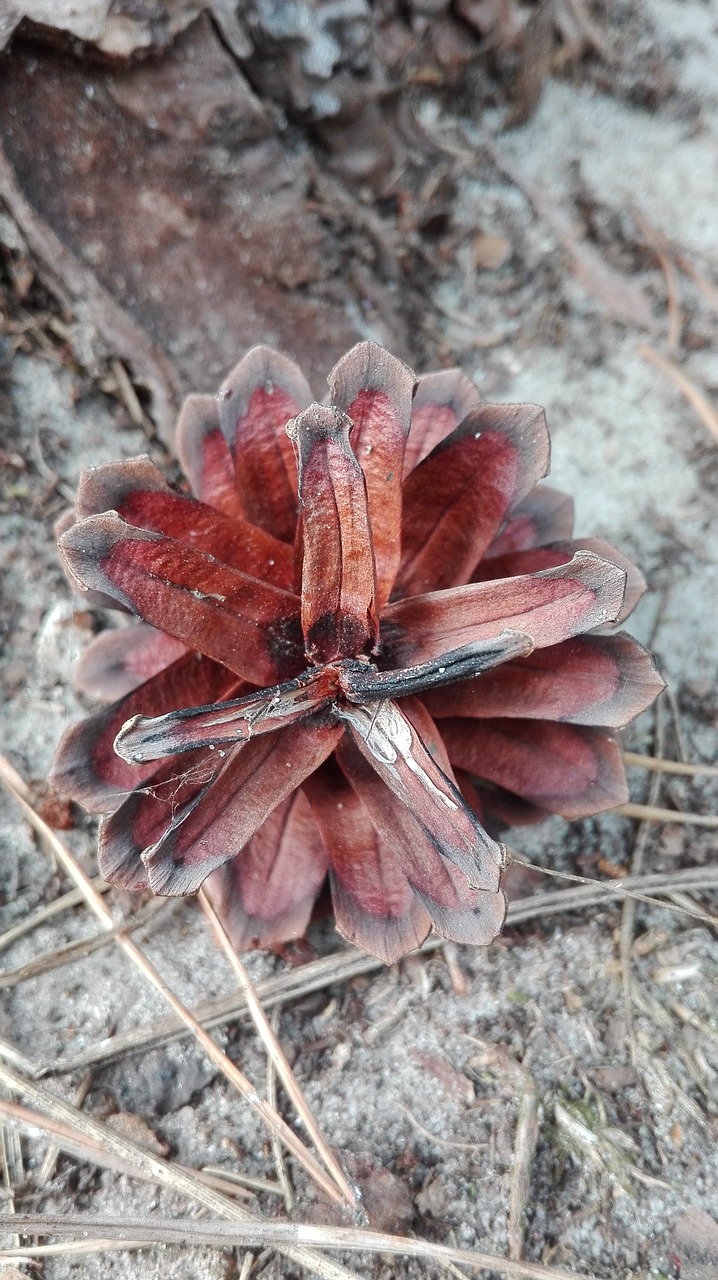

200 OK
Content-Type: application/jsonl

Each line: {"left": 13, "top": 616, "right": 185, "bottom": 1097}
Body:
{"left": 472, "top": 231, "right": 513, "bottom": 271}
{"left": 104, "top": 1112, "right": 170, "bottom": 1158}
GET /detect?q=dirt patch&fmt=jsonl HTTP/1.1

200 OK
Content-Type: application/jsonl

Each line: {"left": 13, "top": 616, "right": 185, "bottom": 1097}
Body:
{"left": 0, "top": 2, "right": 716, "bottom": 1276}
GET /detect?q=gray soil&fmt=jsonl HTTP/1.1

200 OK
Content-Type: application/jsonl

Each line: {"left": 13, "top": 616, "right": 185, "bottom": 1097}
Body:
{"left": 0, "top": 1, "right": 717, "bottom": 1277}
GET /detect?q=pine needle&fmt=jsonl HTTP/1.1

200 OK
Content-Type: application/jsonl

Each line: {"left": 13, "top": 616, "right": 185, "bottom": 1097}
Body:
{"left": 0, "top": 880, "right": 110, "bottom": 955}
{"left": 0, "top": 1211, "right": 602, "bottom": 1280}
{"left": 622, "top": 751, "right": 718, "bottom": 778}
{"left": 0, "top": 1063, "right": 362, "bottom": 1280}
{"left": 637, "top": 343, "right": 718, "bottom": 444}
{"left": 28, "top": 864, "right": 718, "bottom": 1078}
{"left": 0, "top": 752, "right": 346, "bottom": 1207}
{"left": 616, "top": 801, "right": 718, "bottom": 828}
{"left": 198, "top": 890, "right": 357, "bottom": 1208}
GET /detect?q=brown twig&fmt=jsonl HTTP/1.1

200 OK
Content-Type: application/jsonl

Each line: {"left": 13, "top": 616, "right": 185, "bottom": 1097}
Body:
{"left": 0, "top": 1099, "right": 259, "bottom": 1202}
{"left": 673, "top": 253, "right": 718, "bottom": 313}
{"left": 441, "top": 941, "right": 470, "bottom": 996}
{"left": 0, "top": 1040, "right": 39, "bottom": 1078}
{"left": 35, "top": 1071, "right": 93, "bottom": 1191}
{"left": 200, "top": 1167, "right": 283, "bottom": 1197}
{"left": 0, "top": 1098, "right": 168, "bottom": 1184}
{"left": 664, "top": 682, "right": 689, "bottom": 764}
{"left": 507, "top": 1072, "right": 539, "bottom": 1261}
{"left": 110, "top": 359, "right": 154, "bottom": 433}
{"left": 506, "top": 859, "right": 718, "bottom": 928}
{"left": 0, "top": 1084, "right": 21, "bottom": 1253}
{"left": 0, "top": 898, "right": 169, "bottom": 989}
{"left": 238, "top": 1253, "right": 255, "bottom": 1280}
{"left": 401, "top": 1105, "right": 485, "bottom": 1152}
{"left": 477, "top": 130, "right": 656, "bottom": 330}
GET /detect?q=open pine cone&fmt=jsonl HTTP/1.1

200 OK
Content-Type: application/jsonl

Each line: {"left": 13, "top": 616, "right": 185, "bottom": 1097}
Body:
{"left": 51, "top": 342, "right": 664, "bottom": 963}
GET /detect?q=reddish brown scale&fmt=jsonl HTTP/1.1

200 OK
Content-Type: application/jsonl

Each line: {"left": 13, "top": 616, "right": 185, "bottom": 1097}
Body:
{"left": 288, "top": 403, "right": 379, "bottom": 665}
{"left": 52, "top": 340, "right": 664, "bottom": 963}
{"left": 395, "top": 402, "right": 549, "bottom": 598}
{"left": 50, "top": 651, "right": 242, "bottom": 813}
{"left": 119, "top": 490, "right": 295, "bottom": 591}
{"left": 175, "top": 395, "right": 243, "bottom": 519}
{"left": 439, "top": 717, "right": 628, "bottom": 820}
{"left": 231, "top": 386, "right": 301, "bottom": 541}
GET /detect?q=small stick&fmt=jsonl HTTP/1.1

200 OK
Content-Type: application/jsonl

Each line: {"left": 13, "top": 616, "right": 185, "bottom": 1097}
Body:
{"left": 198, "top": 892, "right": 357, "bottom": 1209}
{"left": 238, "top": 1253, "right": 254, "bottom": 1280}
{"left": 664, "top": 682, "right": 690, "bottom": 764}
{"left": 110, "top": 359, "right": 152, "bottom": 431}
{"left": 186, "top": 1171, "right": 254, "bottom": 1201}
{"left": 674, "top": 253, "right": 718, "bottom": 312}
{"left": 506, "top": 858, "right": 718, "bottom": 929}
{"left": 0, "top": 1086, "right": 23, "bottom": 1193}
{"left": 622, "top": 751, "right": 718, "bottom": 778}
{"left": 0, "top": 1039, "right": 40, "bottom": 1077}
{"left": 31, "top": 865, "right": 718, "bottom": 1079}
{"left": 507, "top": 1073, "right": 539, "bottom": 1261}
{"left": 440, "top": 1259, "right": 472, "bottom": 1280}
{"left": 442, "top": 942, "right": 469, "bottom": 996}
{"left": 0, "top": 1099, "right": 260, "bottom": 1201}
{"left": 0, "top": 1237, "right": 155, "bottom": 1258}
{"left": 477, "top": 131, "right": 656, "bottom": 330}
{"left": 0, "top": 1083, "right": 21, "bottom": 1253}
{"left": 401, "top": 1105, "right": 484, "bottom": 1152}
{"left": 0, "top": 1097, "right": 167, "bottom": 1183}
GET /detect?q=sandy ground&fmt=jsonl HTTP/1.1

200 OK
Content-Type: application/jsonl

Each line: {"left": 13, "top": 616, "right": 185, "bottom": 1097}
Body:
{"left": 0, "top": 1, "right": 717, "bottom": 1277}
